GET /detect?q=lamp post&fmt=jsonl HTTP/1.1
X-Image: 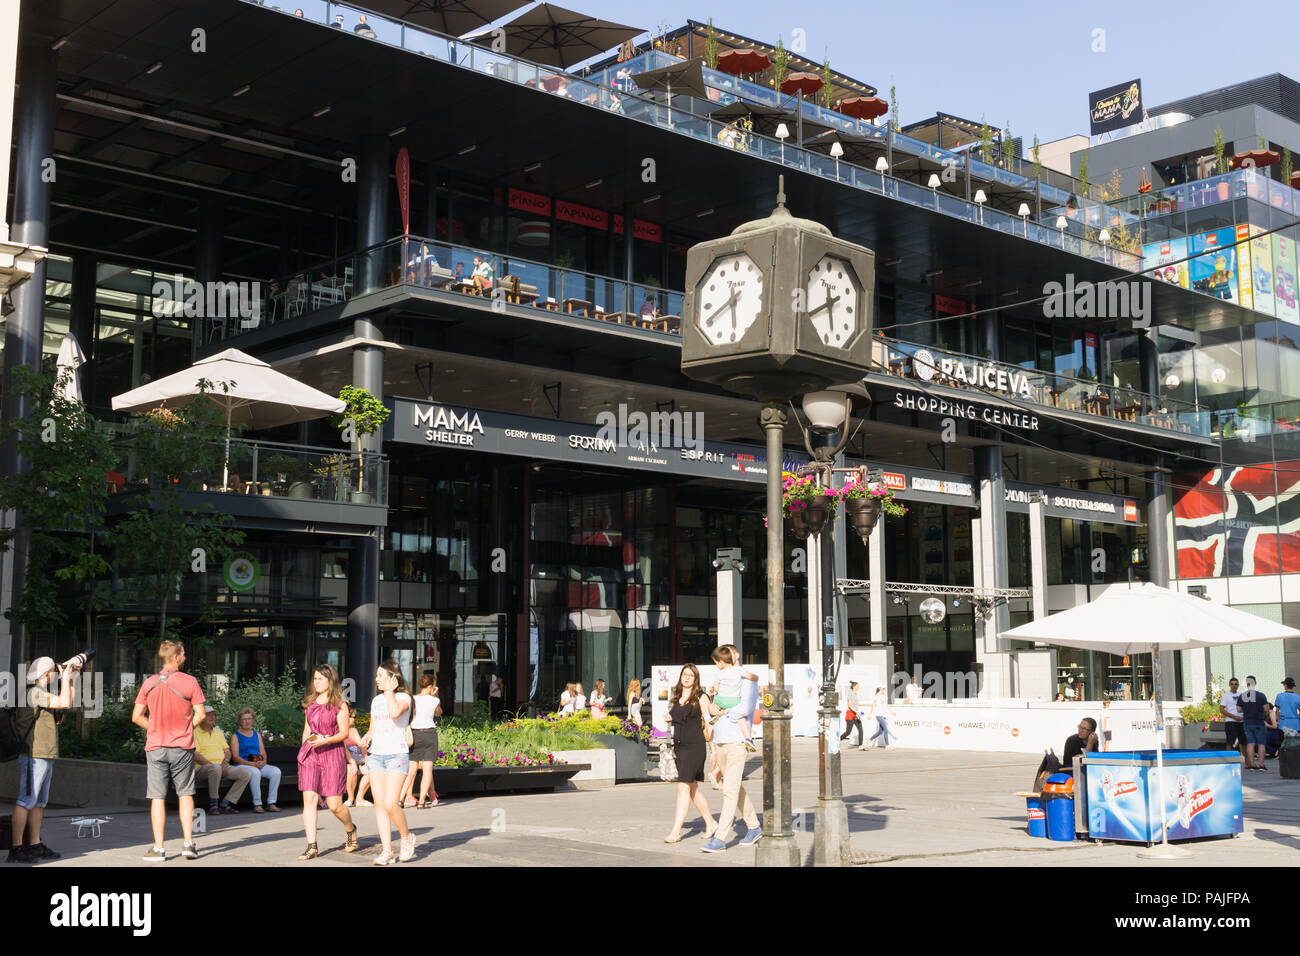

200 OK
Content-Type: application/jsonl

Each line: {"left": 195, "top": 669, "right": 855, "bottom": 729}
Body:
{"left": 1098, "top": 227, "right": 1112, "bottom": 266}
{"left": 876, "top": 156, "right": 889, "bottom": 195}
{"left": 797, "top": 388, "right": 858, "bottom": 867}
{"left": 973, "top": 189, "right": 987, "bottom": 225}
{"left": 1056, "top": 215, "right": 1067, "bottom": 249}
{"left": 776, "top": 122, "right": 790, "bottom": 165}
{"left": 830, "top": 140, "right": 844, "bottom": 179}
{"left": 1017, "top": 202, "right": 1031, "bottom": 237}
{"left": 680, "top": 176, "right": 876, "bottom": 867}
{"left": 928, "top": 173, "right": 941, "bottom": 209}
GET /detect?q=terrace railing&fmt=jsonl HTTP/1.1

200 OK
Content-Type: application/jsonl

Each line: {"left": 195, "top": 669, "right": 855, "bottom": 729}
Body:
{"left": 874, "top": 335, "right": 1208, "bottom": 436}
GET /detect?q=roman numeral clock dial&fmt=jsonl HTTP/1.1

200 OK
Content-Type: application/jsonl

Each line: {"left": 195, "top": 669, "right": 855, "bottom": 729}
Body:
{"left": 695, "top": 253, "right": 764, "bottom": 347}
{"left": 806, "top": 255, "right": 859, "bottom": 348}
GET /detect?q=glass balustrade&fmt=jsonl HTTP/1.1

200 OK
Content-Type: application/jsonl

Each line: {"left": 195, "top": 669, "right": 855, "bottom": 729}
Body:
{"left": 242, "top": 0, "right": 1297, "bottom": 317}
{"left": 107, "top": 430, "right": 389, "bottom": 506}
{"left": 205, "top": 234, "right": 686, "bottom": 346}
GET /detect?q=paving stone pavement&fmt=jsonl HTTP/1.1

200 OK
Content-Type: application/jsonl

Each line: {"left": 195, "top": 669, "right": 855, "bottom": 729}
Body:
{"left": 8, "top": 742, "right": 1297, "bottom": 867}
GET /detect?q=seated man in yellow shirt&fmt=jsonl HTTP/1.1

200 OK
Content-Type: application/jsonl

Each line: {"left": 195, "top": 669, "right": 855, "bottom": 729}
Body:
{"left": 194, "top": 705, "right": 252, "bottom": 815}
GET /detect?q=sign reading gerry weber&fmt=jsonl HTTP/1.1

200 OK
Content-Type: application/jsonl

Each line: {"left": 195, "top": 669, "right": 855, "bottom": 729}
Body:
{"left": 384, "top": 397, "right": 805, "bottom": 484}
{"left": 1088, "top": 79, "right": 1142, "bottom": 136}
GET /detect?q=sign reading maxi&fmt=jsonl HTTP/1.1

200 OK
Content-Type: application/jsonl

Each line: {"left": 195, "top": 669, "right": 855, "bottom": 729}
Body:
{"left": 385, "top": 397, "right": 805, "bottom": 484}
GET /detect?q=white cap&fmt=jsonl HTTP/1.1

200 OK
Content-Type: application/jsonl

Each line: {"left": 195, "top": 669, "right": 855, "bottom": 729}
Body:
{"left": 26, "top": 657, "right": 56, "bottom": 682}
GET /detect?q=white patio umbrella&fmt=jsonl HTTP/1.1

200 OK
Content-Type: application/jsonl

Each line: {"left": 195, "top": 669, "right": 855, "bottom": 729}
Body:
{"left": 55, "top": 332, "right": 87, "bottom": 403}
{"left": 1002, "top": 582, "right": 1300, "bottom": 858}
{"left": 110, "top": 348, "right": 345, "bottom": 490}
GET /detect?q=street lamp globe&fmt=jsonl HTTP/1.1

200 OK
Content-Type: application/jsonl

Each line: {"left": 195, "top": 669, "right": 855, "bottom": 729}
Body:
{"left": 801, "top": 390, "right": 849, "bottom": 434}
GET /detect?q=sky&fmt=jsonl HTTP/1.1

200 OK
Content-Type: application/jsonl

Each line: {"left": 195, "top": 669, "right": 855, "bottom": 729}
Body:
{"left": 577, "top": 0, "right": 1295, "bottom": 144}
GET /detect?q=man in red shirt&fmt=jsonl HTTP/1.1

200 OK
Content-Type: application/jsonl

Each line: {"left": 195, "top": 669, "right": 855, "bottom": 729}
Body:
{"left": 132, "top": 640, "right": 206, "bottom": 861}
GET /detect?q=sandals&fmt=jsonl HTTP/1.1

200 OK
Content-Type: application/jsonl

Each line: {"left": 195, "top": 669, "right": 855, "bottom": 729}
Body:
{"left": 664, "top": 832, "right": 683, "bottom": 844}
{"left": 297, "top": 842, "right": 319, "bottom": 861}
{"left": 344, "top": 826, "right": 359, "bottom": 853}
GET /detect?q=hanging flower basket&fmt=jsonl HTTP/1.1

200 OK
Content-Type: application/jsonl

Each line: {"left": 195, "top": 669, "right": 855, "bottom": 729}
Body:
{"left": 840, "top": 477, "right": 907, "bottom": 540}
{"left": 771, "top": 470, "right": 839, "bottom": 538}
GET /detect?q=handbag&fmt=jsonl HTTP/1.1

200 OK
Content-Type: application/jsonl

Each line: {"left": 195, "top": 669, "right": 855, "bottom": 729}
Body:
{"left": 845, "top": 709, "right": 858, "bottom": 722}
{"left": 702, "top": 707, "right": 713, "bottom": 743}
{"left": 658, "top": 729, "right": 678, "bottom": 782}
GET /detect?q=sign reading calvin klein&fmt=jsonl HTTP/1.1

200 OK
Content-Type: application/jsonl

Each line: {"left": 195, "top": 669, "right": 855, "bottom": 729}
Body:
{"left": 385, "top": 397, "right": 805, "bottom": 483}
{"left": 892, "top": 391, "right": 1041, "bottom": 432}
{"left": 1005, "top": 482, "right": 1142, "bottom": 526}
{"left": 1088, "top": 79, "right": 1142, "bottom": 136}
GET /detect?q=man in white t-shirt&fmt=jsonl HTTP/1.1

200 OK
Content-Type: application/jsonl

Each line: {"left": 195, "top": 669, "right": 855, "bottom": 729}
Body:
{"left": 1219, "top": 677, "right": 1244, "bottom": 757}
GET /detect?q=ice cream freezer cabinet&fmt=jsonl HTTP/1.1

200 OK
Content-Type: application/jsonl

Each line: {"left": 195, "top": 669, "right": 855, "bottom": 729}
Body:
{"left": 1083, "top": 750, "right": 1243, "bottom": 844}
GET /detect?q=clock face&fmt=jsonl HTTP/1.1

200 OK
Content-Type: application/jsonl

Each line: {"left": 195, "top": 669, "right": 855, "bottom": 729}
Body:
{"left": 696, "top": 253, "right": 764, "bottom": 347}
{"left": 805, "top": 256, "right": 859, "bottom": 348}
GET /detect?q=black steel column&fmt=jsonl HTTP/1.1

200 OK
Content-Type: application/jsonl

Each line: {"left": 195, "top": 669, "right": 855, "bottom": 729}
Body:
{"left": 1, "top": 21, "right": 56, "bottom": 673}
{"left": 347, "top": 134, "right": 388, "bottom": 701}
{"left": 70, "top": 254, "right": 96, "bottom": 397}
{"left": 347, "top": 531, "right": 379, "bottom": 704}
{"left": 357, "top": 133, "right": 389, "bottom": 295}
{"left": 196, "top": 196, "right": 223, "bottom": 285}
{"left": 1139, "top": 327, "right": 1160, "bottom": 398}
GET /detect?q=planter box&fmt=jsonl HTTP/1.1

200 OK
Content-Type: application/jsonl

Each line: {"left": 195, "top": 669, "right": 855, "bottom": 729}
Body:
{"left": 0, "top": 758, "right": 146, "bottom": 808}
{"left": 1183, "top": 722, "right": 1229, "bottom": 750}
{"left": 550, "top": 748, "right": 615, "bottom": 789}
{"left": 594, "top": 733, "right": 651, "bottom": 781}
{"left": 427, "top": 763, "right": 590, "bottom": 795}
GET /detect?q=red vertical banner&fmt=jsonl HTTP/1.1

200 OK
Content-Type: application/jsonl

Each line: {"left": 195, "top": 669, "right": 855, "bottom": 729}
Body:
{"left": 396, "top": 147, "right": 411, "bottom": 236}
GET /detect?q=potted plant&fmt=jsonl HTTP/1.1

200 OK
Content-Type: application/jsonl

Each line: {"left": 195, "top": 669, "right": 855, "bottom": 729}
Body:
{"left": 840, "top": 476, "right": 908, "bottom": 540}
{"left": 261, "top": 453, "right": 313, "bottom": 498}
{"left": 1213, "top": 126, "right": 1230, "bottom": 200}
{"left": 778, "top": 470, "right": 839, "bottom": 538}
{"left": 331, "top": 386, "right": 390, "bottom": 504}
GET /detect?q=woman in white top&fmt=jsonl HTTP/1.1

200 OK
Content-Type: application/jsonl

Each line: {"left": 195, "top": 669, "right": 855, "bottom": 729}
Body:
{"left": 401, "top": 673, "right": 443, "bottom": 809}
{"left": 573, "top": 682, "right": 587, "bottom": 713}
{"left": 559, "top": 682, "right": 576, "bottom": 715}
{"left": 361, "top": 660, "right": 415, "bottom": 865}
{"left": 589, "top": 678, "right": 608, "bottom": 719}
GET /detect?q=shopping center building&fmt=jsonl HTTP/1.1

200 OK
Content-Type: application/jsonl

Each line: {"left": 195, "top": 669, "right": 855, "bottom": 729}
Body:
{"left": 2, "top": 0, "right": 1299, "bottom": 711}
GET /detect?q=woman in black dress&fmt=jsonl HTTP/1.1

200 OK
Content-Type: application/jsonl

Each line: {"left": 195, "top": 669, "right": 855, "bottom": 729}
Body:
{"left": 663, "top": 663, "right": 717, "bottom": 843}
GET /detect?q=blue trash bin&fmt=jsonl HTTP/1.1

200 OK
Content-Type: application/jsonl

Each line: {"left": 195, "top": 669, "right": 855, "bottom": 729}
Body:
{"left": 1024, "top": 794, "right": 1047, "bottom": 838}
{"left": 1043, "top": 772, "right": 1075, "bottom": 842}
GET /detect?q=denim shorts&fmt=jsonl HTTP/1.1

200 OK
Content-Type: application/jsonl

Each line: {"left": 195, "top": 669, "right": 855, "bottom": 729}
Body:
{"left": 1243, "top": 724, "right": 1266, "bottom": 747}
{"left": 17, "top": 756, "right": 54, "bottom": 810}
{"left": 366, "top": 751, "right": 409, "bottom": 775}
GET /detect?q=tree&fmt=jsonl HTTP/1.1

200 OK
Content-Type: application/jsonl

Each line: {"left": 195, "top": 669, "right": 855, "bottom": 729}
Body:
{"left": 1077, "top": 150, "right": 1090, "bottom": 199}
{"left": 1032, "top": 134, "right": 1043, "bottom": 180}
{"left": 1283, "top": 147, "right": 1294, "bottom": 184}
{"left": 771, "top": 36, "right": 788, "bottom": 88}
{"left": 704, "top": 18, "right": 719, "bottom": 70}
{"left": 1003, "top": 120, "right": 1013, "bottom": 166}
{"left": 111, "top": 381, "right": 245, "bottom": 644}
{"left": 1213, "top": 126, "right": 1227, "bottom": 176}
{"left": 332, "top": 385, "right": 391, "bottom": 496}
{"left": 0, "top": 365, "right": 117, "bottom": 645}
{"left": 889, "top": 84, "right": 899, "bottom": 131}
{"left": 819, "top": 57, "right": 834, "bottom": 108}
{"left": 979, "top": 116, "right": 994, "bottom": 164}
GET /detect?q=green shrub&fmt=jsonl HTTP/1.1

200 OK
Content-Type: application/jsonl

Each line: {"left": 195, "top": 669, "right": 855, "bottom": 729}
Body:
{"left": 58, "top": 693, "right": 146, "bottom": 763}
{"left": 208, "top": 663, "right": 306, "bottom": 748}
{"left": 1180, "top": 673, "right": 1227, "bottom": 726}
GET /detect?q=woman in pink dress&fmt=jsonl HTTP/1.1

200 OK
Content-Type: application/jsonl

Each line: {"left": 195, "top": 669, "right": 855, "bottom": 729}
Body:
{"left": 296, "top": 664, "right": 358, "bottom": 860}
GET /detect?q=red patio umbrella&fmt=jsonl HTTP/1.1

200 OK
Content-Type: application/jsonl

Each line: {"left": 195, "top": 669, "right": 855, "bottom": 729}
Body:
{"left": 838, "top": 95, "right": 888, "bottom": 121}
{"left": 1292, "top": 170, "right": 1300, "bottom": 190}
{"left": 1230, "top": 148, "right": 1280, "bottom": 170}
{"left": 780, "top": 72, "right": 825, "bottom": 147}
{"left": 715, "top": 48, "right": 771, "bottom": 76}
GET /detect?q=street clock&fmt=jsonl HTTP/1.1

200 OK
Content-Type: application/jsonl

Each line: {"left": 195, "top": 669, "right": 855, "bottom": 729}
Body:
{"left": 681, "top": 177, "right": 875, "bottom": 402}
